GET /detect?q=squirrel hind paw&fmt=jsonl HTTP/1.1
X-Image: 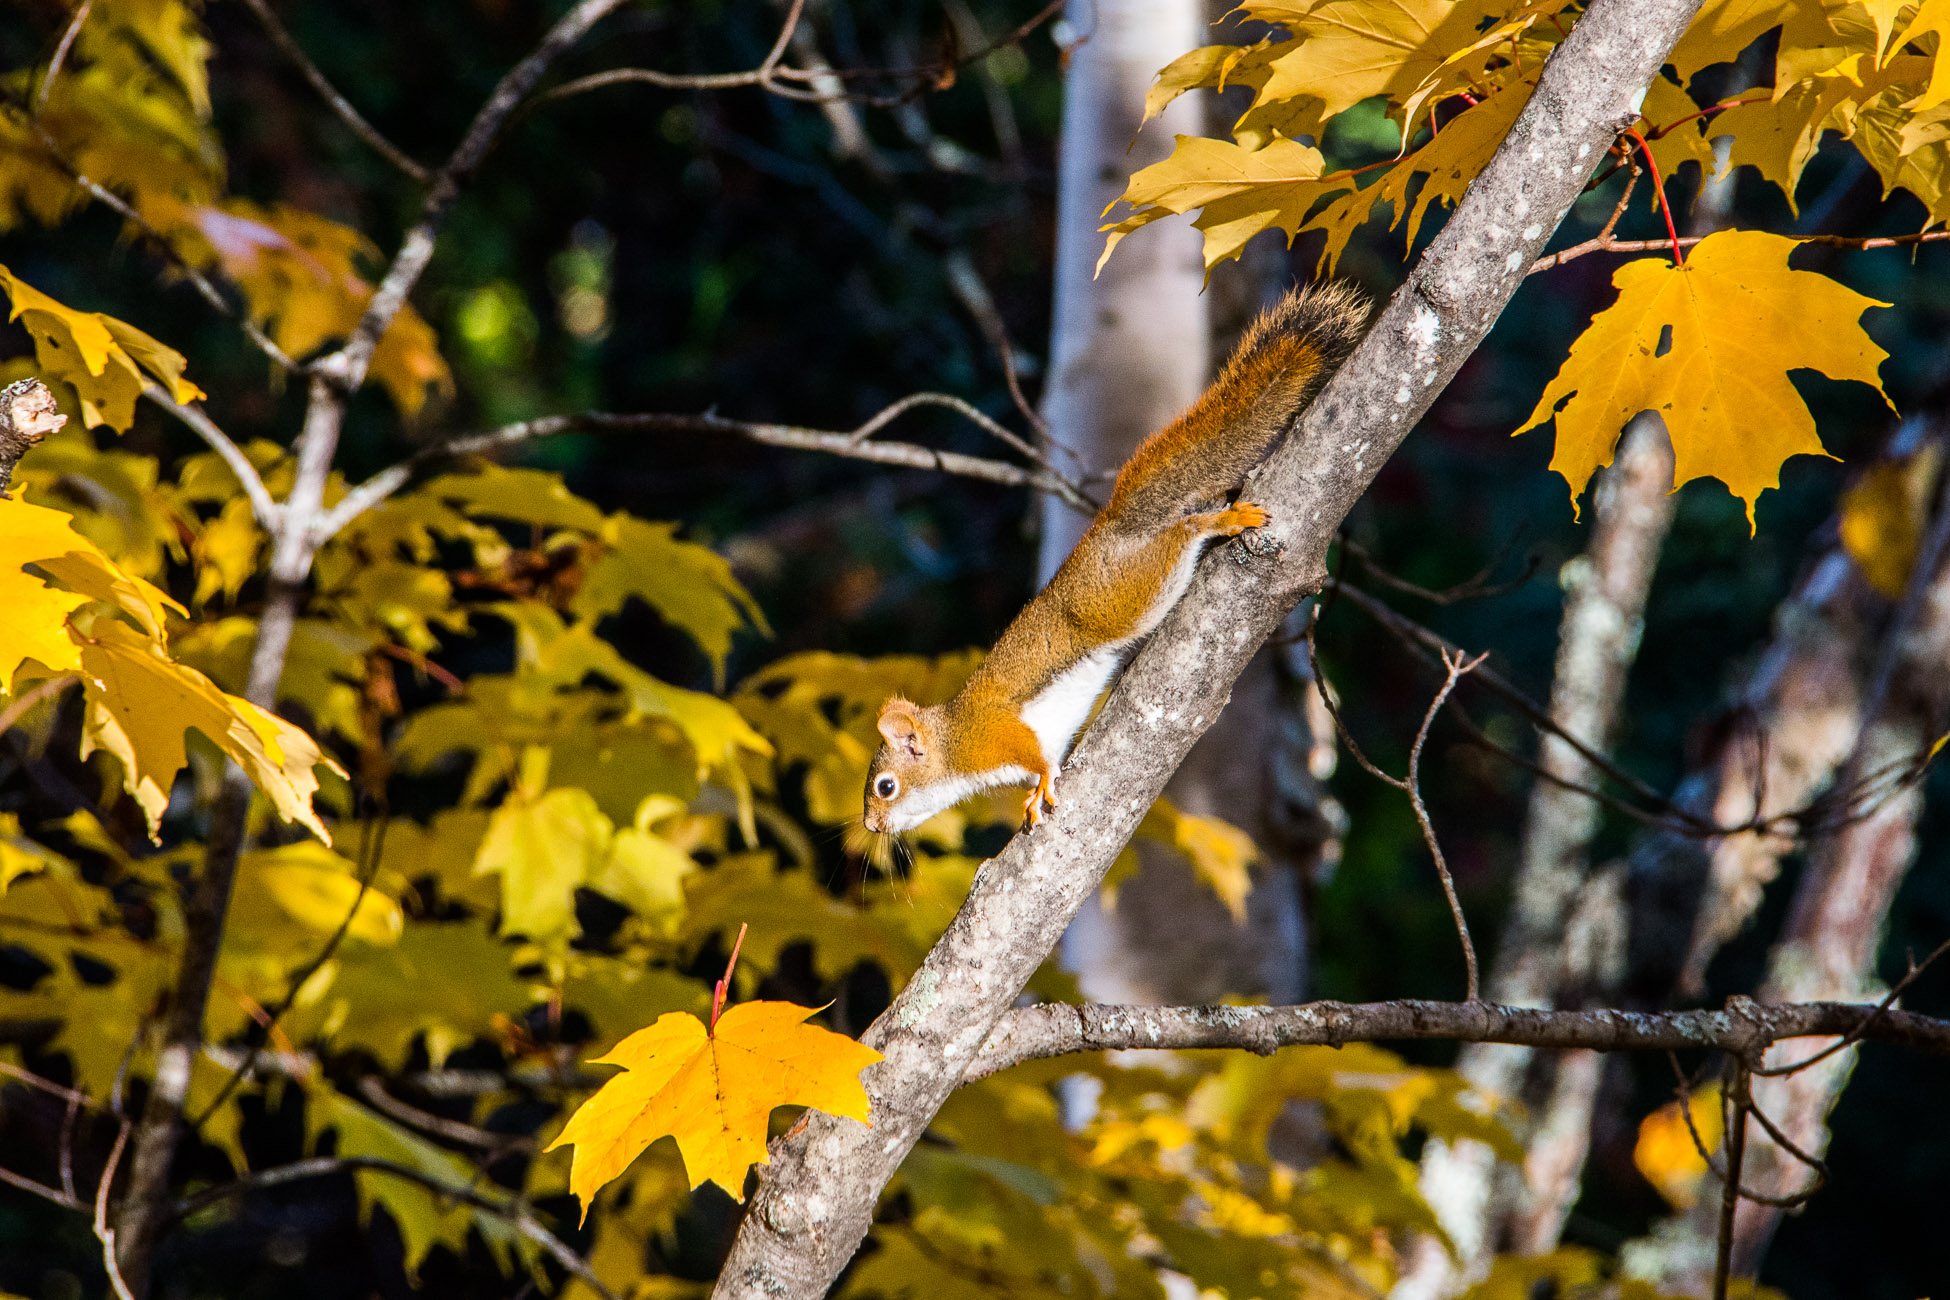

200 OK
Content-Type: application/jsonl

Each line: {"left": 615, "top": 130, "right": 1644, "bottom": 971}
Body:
{"left": 1215, "top": 501, "right": 1271, "bottom": 535}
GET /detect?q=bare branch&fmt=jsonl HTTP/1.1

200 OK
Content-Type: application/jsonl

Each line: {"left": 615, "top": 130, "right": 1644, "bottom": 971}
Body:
{"left": 93, "top": 1118, "right": 135, "bottom": 1300}
{"left": 140, "top": 385, "right": 281, "bottom": 531}
{"left": 1756, "top": 934, "right": 1950, "bottom": 1077}
{"left": 316, "top": 401, "right": 1094, "bottom": 545}
{"left": 0, "top": 1161, "right": 87, "bottom": 1213}
{"left": 943, "top": 249, "right": 1057, "bottom": 450}
{"left": 235, "top": 0, "right": 430, "bottom": 182}
{"left": 356, "top": 1077, "right": 535, "bottom": 1156}
{"left": 964, "top": 996, "right": 1950, "bottom": 1081}
{"left": 35, "top": 0, "right": 95, "bottom": 117}
{"left": 324, "top": 0, "right": 629, "bottom": 395}
{"left": 542, "top": 0, "right": 808, "bottom": 99}
{"left": 188, "top": 820, "right": 388, "bottom": 1130}
{"left": 540, "top": 0, "right": 1066, "bottom": 109}
{"left": 169, "top": 1155, "right": 616, "bottom": 1300}
{"left": 1713, "top": 1061, "right": 1750, "bottom": 1300}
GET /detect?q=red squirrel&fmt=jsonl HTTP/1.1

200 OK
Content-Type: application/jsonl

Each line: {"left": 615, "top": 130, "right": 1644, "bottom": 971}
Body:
{"left": 862, "top": 283, "right": 1368, "bottom": 835}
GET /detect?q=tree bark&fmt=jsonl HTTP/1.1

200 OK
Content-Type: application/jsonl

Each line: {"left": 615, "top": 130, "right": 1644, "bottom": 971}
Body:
{"left": 709, "top": 3, "right": 1707, "bottom": 1293}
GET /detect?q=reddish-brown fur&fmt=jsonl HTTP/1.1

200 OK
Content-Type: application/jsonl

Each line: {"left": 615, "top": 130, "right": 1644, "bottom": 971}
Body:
{"left": 864, "top": 284, "right": 1368, "bottom": 834}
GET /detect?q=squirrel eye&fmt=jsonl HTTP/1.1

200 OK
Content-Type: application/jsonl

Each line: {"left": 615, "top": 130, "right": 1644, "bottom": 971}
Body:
{"left": 873, "top": 774, "right": 900, "bottom": 800}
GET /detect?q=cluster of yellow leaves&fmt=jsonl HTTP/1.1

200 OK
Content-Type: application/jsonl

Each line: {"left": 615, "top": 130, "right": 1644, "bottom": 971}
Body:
{"left": 0, "top": 496, "right": 336, "bottom": 838}
{"left": 1110, "top": 0, "right": 1917, "bottom": 526}
{"left": 0, "top": 267, "right": 203, "bottom": 430}
{"left": 0, "top": 0, "right": 449, "bottom": 415}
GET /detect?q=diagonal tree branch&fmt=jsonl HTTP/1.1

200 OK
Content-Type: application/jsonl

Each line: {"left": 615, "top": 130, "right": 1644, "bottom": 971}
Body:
{"left": 708, "top": 3, "right": 1708, "bottom": 1296}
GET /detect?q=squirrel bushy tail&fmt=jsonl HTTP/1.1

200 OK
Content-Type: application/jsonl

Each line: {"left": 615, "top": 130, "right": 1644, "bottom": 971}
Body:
{"left": 1104, "top": 282, "right": 1369, "bottom": 533}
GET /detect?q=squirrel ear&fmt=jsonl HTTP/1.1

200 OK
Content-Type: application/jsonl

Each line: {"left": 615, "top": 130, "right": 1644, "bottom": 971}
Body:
{"left": 876, "top": 699, "right": 924, "bottom": 757}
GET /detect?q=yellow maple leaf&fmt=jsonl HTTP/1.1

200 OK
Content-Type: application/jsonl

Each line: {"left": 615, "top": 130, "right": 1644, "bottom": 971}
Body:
{"left": 473, "top": 778, "right": 614, "bottom": 943}
{"left": 1517, "top": 230, "right": 1891, "bottom": 529}
{"left": 549, "top": 1000, "right": 882, "bottom": 1208}
{"left": 77, "top": 620, "right": 339, "bottom": 842}
{"left": 1634, "top": 1086, "right": 1723, "bottom": 1209}
{"left": 1242, "top": 0, "right": 1524, "bottom": 134}
{"left": 1101, "top": 135, "right": 1347, "bottom": 273}
{"left": 572, "top": 516, "right": 771, "bottom": 685}
{"left": 0, "top": 498, "right": 96, "bottom": 686}
{"left": 0, "top": 266, "right": 203, "bottom": 431}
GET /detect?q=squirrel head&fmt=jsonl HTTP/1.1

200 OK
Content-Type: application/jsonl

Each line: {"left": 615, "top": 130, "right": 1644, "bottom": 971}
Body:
{"left": 862, "top": 696, "right": 951, "bottom": 834}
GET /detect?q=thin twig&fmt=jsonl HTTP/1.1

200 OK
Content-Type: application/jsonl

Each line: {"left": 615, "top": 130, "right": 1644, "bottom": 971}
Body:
{"left": 0, "top": 1061, "right": 105, "bottom": 1110}
{"left": 59, "top": 1091, "right": 81, "bottom": 1201}
{"left": 1305, "top": 606, "right": 1483, "bottom": 997}
{"left": 34, "top": 0, "right": 95, "bottom": 117}
{"left": 315, "top": 401, "right": 1095, "bottom": 545}
{"left": 1338, "top": 534, "right": 1540, "bottom": 607}
{"left": 1755, "top": 934, "right": 1950, "bottom": 1077}
{"left": 356, "top": 1077, "right": 534, "bottom": 1156}
{"left": 1531, "top": 225, "right": 1950, "bottom": 275}
{"left": 189, "top": 818, "right": 388, "bottom": 1129}
{"left": 141, "top": 385, "right": 282, "bottom": 531}
{"left": 1325, "top": 580, "right": 1692, "bottom": 822}
{"left": 0, "top": 674, "right": 78, "bottom": 737}
{"left": 1322, "top": 577, "right": 1938, "bottom": 843}
{"left": 321, "top": 0, "right": 629, "bottom": 396}
{"left": 94, "top": 1118, "right": 135, "bottom": 1300}
{"left": 235, "top": 0, "right": 429, "bottom": 181}
{"left": 1667, "top": 1051, "right": 1822, "bottom": 1209}
{"left": 1713, "top": 1061, "right": 1750, "bottom": 1300}
{"left": 943, "top": 249, "right": 1056, "bottom": 450}
{"left": 169, "top": 1155, "right": 618, "bottom": 1300}
{"left": 541, "top": 0, "right": 1066, "bottom": 109}
{"left": 1410, "top": 649, "right": 1487, "bottom": 1001}
{"left": 0, "top": 1161, "right": 86, "bottom": 1212}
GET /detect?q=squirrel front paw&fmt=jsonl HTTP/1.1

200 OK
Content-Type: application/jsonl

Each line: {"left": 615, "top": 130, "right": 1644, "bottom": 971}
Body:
{"left": 1021, "top": 777, "right": 1058, "bottom": 829}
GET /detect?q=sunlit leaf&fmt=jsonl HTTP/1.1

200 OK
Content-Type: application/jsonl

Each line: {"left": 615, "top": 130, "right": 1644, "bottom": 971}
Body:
{"left": 548, "top": 999, "right": 882, "bottom": 1206}
{"left": 0, "top": 266, "right": 203, "bottom": 430}
{"left": 1516, "top": 230, "right": 1890, "bottom": 529}
{"left": 77, "top": 620, "right": 340, "bottom": 842}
